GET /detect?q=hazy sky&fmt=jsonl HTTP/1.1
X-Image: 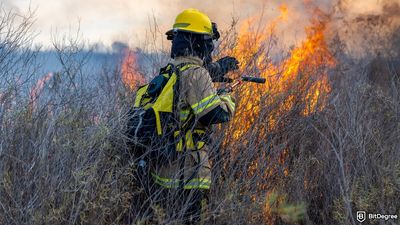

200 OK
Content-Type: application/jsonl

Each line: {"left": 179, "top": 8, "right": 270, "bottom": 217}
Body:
{"left": 3, "top": 0, "right": 322, "bottom": 48}
{"left": 3, "top": 0, "right": 396, "bottom": 49}
{"left": 6, "top": 0, "right": 179, "bottom": 47}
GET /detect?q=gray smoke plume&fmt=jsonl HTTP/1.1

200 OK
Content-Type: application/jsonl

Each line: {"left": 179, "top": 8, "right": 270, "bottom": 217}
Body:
{"left": 332, "top": 0, "right": 400, "bottom": 57}
{"left": 139, "top": 0, "right": 400, "bottom": 57}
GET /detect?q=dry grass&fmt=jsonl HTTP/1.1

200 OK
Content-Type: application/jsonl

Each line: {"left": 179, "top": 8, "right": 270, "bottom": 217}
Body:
{"left": 0, "top": 6, "right": 399, "bottom": 225}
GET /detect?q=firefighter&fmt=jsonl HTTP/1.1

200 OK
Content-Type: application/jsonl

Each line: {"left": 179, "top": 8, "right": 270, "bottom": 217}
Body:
{"left": 150, "top": 8, "right": 237, "bottom": 224}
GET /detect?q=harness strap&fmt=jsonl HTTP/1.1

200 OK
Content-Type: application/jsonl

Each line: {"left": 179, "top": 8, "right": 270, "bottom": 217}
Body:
{"left": 147, "top": 62, "right": 207, "bottom": 190}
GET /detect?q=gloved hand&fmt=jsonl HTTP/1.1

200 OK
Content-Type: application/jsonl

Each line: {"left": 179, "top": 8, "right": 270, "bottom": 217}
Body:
{"left": 217, "top": 87, "right": 233, "bottom": 95}
{"left": 216, "top": 56, "right": 239, "bottom": 75}
{"left": 205, "top": 56, "right": 239, "bottom": 83}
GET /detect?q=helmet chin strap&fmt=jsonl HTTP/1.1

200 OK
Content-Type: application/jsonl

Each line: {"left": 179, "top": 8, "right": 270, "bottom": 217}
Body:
{"left": 211, "top": 22, "right": 220, "bottom": 41}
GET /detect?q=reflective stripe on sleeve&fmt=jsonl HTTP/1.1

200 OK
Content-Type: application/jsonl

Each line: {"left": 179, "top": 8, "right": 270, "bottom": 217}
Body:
{"left": 191, "top": 94, "right": 221, "bottom": 115}
{"left": 179, "top": 64, "right": 198, "bottom": 72}
{"left": 219, "top": 95, "right": 236, "bottom": 113}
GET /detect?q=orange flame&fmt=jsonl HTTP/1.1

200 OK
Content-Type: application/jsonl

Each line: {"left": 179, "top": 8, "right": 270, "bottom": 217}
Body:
{"left": 219, "top": 7, "right": 337, "bottom": 218}
{"left": 226, "top": 5, "right": 336, "bottom": 139}
{"left": 29, "top": 72, "right": 54, "bottom": 111}
{"left": 121, "top": 49, "right": 145, "bottom": 90}
{"left": 279, "top": 4, "right": 289, "bottom": 21}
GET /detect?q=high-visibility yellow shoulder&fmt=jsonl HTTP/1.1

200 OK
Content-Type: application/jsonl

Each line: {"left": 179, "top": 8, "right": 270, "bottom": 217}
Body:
{"left": 134, "top": 84, "right": 149, "bottom": 107}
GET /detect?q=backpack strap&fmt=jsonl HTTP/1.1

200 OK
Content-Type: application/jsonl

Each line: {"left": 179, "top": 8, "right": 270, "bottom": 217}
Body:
{"left": 171, "top": 63, "right": 200, "bottom": 116}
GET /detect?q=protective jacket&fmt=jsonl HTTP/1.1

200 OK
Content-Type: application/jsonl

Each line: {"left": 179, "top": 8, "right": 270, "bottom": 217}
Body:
{"left": 150, "top": 56, "right": 235, "bottom": 190}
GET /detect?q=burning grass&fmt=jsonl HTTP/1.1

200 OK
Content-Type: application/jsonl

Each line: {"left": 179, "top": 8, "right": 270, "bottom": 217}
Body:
{"left": 121, "top": 48, "right": 146, "bottom": 90}
{"left": 0, "top": 2, "right": 399, "bottom": 225}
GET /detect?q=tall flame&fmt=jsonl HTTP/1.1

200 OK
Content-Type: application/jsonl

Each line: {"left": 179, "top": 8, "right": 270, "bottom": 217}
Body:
{"left": 225, "top": 5, "right": 336, "bottom": 139}
{"left": 121, "top": 48, "right": 145, "bottom": 90}
{"left": 218, "top": 6, "right": 337, "bottom": 219}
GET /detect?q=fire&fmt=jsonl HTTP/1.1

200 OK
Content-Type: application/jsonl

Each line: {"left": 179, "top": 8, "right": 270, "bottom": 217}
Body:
{"left": 121, "top": 48, "right": 145, "bottom": 90}
{"left": 279, "top": 4, "right": 289, "bottom": 21}
{"left": 29, "top": 72, "right": 54, "bottom": 111}
{"left": 225, "top": 5, "right": 336, "bottom": 139}
{"left": 234, "top": 4, "right": 289, "bottom": 72}
{"left": 220, "top": 5, "right": 337, "bottom": 211}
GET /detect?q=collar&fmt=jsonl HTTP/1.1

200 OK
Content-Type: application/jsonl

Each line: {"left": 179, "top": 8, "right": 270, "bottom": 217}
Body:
{"left": 173, "top": 56, "right": 203, "bottom": 66}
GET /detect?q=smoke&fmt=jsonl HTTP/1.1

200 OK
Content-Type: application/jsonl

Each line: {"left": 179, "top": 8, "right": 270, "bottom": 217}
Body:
{"left": 3, "top": 0, "right": 399, "bottom": 56}
{"left": 2, "top": 0, "right": 176, "bottom": 46}
{"left": 333, "top": 0, "right": 400, "bottom": 56}
{"left": 111, "top": 41, "right": 129, "bottom": 53}
{"left": 2, "top": 0, "right": 336, "bottom": 47}
{"left": 142, "top": 0, "right": 399, "bottom": 56}
{"left": 1, "top": 1, "right": 20, "bottom": 13}
{"left": 337, "top": 0, "right": 400, "bottom": 17}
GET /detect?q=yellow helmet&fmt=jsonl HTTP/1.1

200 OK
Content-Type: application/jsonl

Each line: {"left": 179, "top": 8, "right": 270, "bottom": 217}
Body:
{"left": 172, "top": 8, "right": 213, "bottom": 36}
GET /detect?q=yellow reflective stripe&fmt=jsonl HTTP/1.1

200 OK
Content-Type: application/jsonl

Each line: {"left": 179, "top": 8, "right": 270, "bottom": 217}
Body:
{"left": 193, "top": 129, "right": 205, "bottom": 135}
{"left": 152, "top": 173, "right": 173, "bottom": 182}
{"left": 143, "top": 103, "right": 153, "bottom": 110}
{"left": 221, "top": 95, "right": 235, "bottom": 109}
{"left": 191, "top": 94, "right": 221, "bottom": 115}
{"left": 219, "top": 95, "right": 236, "bottom": 113}
{"left": 185, "top": 130, "right": 194, "bottom": 150}
{"left": 183, "top": 182, "right": 210, "bottom": 189}
{"left": 177, "top": 140, "right": 183, "bottom": 151}
{"left": 197, "top": 141, "right": 205, "bottom": 149}
{"left": 155, "top": 111, "right": 162, "bottom": 135}
{"left": 180, "top": 109, "right": 190, "bottom": 121}
{"left": 174, "top": 131, "right": 181, "bottom": 137}
{"left": 152, "top": 173, "right": 211, "bottom": 189}
{"left": 179, "top": 64, "right": 198, "bottom": 72}
{"left": 193, "top": 129, "right": 206, "bottom": 150}
{"left": 174, "top": 129, "right": 206, "bottom": 151}
{"left": 174, "top": 131, "right": 183, "bottom": 151}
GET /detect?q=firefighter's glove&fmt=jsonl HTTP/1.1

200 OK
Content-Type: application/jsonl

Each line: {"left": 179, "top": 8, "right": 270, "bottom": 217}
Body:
{"left": 217, "top": 87, "right": 232, "bottom": 95}
{"left": 217, "top": 56, "right": 239, "bottom": 74}
{"left": 207, "top": 56, "right": 239, "bottom": 83}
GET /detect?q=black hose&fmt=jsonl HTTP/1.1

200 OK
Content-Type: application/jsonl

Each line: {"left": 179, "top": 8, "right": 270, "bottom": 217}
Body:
{"left": 241, "top": 76, "right": 266, "bottom": 83}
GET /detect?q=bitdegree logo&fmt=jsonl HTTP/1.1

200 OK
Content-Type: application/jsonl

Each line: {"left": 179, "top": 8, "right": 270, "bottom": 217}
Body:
{"left": 357, "top": 211, "right": 366, "bottom": 223}
{"left": 369, "top": 213, "right": 398, "bottom": 221}
{"left": 356, "top": 211, "right": 398, "bottom": 223}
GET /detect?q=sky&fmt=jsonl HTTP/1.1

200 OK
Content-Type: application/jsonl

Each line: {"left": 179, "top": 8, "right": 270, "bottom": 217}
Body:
{"left": 4, "top": 0, "right": 177, "bottom": 47}
{"left": 1, "top": 0, "right": 327, "bottom": 48}
{"left": 2, "top": 0, "right": 398, "bottom": 49}
{"left": 3, "top": 0, "right": 256, "bottom": 48}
